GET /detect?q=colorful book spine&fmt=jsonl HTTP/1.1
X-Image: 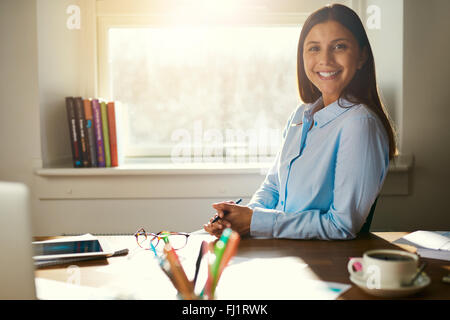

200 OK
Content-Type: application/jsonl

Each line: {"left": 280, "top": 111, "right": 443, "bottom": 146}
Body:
{"left": 114, "top": 102, "right": 126, "bottom": 167}
{"left": 107, "top": 102, "right": 118, "bottom": 167}
{"left": 65, "top": 97, "right": 82, "bottom": 167}
{"left": 74, "top": 97, "right": 90, "bottom": 167}
{"left": 83, "top": 99, "right": 97, "bottom": 167}
{"left": 92, "top": 99, "right": 106, "bottom": 167}
{"left": 100, "top": 101, "right": 111, "bottom": 167}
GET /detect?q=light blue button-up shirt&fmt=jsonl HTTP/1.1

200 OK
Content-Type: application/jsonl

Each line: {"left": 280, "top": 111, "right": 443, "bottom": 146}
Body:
{"left": 248, "top": 97, "right": 389, "bottom": 240}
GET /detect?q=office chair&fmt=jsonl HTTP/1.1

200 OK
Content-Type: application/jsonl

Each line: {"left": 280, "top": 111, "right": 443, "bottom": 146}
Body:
{"left": 358, "top": 197, "right": 379, "bottom": 234}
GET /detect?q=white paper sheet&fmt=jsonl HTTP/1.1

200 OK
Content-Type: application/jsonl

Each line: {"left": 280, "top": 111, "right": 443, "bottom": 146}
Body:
{"left": 398, "top": 231, "right": 450, "bottom": 250}
{"left": 393, "top": 231, "right": 450, "bottom": 261}
{"left": 94, "top": 250, "right": 179, "bottom": 299}
{"left": 32, "top": 233, "right": 98, "bottom": 244}
{"left": 214, "top": 256, "right": 351, "bottom": 300}
{"left": 35, "top": 278, "right": 120, "bottom": 300}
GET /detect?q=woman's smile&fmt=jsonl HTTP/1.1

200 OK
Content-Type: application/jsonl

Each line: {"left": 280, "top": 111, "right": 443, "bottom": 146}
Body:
{"left": 316, "top": 70, "right": 342, "bottom": 80}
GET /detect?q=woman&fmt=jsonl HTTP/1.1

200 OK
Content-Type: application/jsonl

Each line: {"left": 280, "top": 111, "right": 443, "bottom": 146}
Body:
{"left": 204, "top": 4, "right": 396, "bottom": 240}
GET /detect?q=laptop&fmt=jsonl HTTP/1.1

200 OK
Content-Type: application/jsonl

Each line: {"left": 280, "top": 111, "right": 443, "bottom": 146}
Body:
{"left": 0, "top": 181, "right": 36, "bottom": 299}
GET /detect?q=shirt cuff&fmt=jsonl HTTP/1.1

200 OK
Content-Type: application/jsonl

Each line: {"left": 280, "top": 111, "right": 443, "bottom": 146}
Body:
{"left": 247, "top": 202, "right": 263, "bottom": 210}
{"left": 250, "top": 207, "right": 277, "bottom": 238}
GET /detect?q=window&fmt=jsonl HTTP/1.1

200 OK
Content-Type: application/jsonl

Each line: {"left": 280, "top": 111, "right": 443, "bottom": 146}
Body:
{"left": 97, "top": 0, "right": 348, "bottom": 163}
{"left": 109, "top": 25, "right": 300, "bottom": 162}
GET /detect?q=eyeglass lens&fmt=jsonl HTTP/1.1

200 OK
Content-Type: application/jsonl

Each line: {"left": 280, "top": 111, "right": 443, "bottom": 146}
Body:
{"left": 137, "top": 233, "right": 187, "bottom": 250}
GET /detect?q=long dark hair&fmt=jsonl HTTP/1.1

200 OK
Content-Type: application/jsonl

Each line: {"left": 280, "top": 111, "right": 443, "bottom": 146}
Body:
{"left": 297, "top": 4, "right": 396, "bottom": 159}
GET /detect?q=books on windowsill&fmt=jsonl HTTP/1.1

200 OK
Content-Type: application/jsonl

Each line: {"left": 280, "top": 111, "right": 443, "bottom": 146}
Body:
{"left": 65, "top": 97, "right": 122, "bottom": 168}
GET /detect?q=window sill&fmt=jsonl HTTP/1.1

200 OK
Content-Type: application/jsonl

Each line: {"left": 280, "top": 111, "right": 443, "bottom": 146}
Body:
{"left": 34, "top": 155, "right": 413, "bottom": 199}
{"left": 35, "top": 154, "right": 412, "bottom": 176}
{"left": 35, "top": 160, "right": 274, "bottom": 176}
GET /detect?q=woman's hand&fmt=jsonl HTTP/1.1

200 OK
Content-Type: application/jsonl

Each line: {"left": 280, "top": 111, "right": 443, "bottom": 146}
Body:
{"left": 203, "top": 201, "right": 253, "bottom": 238}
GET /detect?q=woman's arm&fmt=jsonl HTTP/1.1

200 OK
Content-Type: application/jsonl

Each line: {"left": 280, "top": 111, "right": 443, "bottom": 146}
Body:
{"left": 250, "top": 116, "right": 389, "bottom": 240}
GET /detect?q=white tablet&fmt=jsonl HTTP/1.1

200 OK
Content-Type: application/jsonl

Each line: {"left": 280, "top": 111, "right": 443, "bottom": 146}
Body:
{"left": 32, "top": 234, "right": 114, "bottom": 261}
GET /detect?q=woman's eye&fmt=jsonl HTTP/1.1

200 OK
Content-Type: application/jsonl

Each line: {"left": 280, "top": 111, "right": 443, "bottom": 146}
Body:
{"left": 308, "top": 46, "right": 320, "bottom": 52}
{"left": 334, "top": 43, "right": 347, "bottom": 50}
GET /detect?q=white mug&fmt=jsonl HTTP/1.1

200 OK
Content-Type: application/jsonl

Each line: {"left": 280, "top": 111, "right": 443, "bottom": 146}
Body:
{"left": 347, "top": 249, "right": 419, "bottom": 289}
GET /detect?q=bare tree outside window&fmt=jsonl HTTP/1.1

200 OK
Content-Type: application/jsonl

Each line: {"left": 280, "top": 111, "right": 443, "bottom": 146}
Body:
{"left": 109, "top": 26, "right": 301, "bottom": 161}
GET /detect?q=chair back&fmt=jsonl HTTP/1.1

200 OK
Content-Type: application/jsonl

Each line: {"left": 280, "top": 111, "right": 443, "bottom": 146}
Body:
{"left": 359, "top": 197, "right": 379, "bottom": 234}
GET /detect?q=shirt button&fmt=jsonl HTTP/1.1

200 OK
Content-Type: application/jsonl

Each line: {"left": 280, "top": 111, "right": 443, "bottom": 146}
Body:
{"left": 281, "top": 201, "right": 284, "bottom": 205}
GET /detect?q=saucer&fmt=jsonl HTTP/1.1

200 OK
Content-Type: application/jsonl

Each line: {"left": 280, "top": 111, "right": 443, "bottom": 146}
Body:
{"left": 349, "top": 272, "right": 431, "bottom": 298}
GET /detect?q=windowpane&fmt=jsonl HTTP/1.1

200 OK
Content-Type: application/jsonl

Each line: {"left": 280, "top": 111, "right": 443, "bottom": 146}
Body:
{"left": 109, "top": 26, "right": 301, "bottom": 160}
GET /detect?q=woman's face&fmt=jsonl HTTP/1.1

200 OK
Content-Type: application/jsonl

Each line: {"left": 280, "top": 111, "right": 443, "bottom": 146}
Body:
{"left": 303, "top": 20, "right": 366, "bottom": 106}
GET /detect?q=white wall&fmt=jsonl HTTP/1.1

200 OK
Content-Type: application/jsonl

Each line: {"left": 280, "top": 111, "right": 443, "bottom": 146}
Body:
{"left": 0, "top": 0, "right": 41, "bottom": 182}
{"left": 362, "top": 0, "right": 404, "bottom": 148}
{"left": 0, "top": 0, "right": 41, "bottom": 236}
{"left": 38, "top": 0, "right": 97, "bottom": 167}
{"left": 375, "top": 0, "right": 450, "bottom": 230}
{"left": 1, "top": 0, "right": 449, "bottom": 236}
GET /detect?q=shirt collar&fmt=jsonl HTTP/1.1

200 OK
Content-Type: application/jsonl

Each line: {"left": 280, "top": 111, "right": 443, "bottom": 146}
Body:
{"left": 303, "top": 96, "right": 324, "bottom": 117}
{"left": 309, "top": 96, "right": 357, "bottom": 128}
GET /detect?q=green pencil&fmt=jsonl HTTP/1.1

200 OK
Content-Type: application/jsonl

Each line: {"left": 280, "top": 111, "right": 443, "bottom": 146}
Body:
{"left": 211, "top": 228, "right": 232, "bottom": 295}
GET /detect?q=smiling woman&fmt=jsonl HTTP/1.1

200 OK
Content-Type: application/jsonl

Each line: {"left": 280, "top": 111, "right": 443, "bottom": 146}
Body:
{"left": 297, "top": 4, "right": 396, "bottom": 158}
{"left": 204, "top": 4, "right": 396, "bottom": 240}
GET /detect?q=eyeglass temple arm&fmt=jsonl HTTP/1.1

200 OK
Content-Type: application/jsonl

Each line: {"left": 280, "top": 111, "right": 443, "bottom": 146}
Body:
{"left": 149, "top": 242, "right": 158, "bottom": 257}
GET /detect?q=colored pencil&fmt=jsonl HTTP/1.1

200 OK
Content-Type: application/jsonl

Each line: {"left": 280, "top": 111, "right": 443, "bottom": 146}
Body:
{"left": 164, "top": 243, "right": 196, "bottom": 300}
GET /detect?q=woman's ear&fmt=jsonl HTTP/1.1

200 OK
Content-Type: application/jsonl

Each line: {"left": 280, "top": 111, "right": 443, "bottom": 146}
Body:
{"left": 358, "top": 46, "right": 369, "bottom": 69}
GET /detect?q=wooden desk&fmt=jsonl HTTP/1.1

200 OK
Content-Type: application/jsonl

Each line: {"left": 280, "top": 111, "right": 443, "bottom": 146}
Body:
{"left": 35, "top": 232, "right": 450, "bottom": 300}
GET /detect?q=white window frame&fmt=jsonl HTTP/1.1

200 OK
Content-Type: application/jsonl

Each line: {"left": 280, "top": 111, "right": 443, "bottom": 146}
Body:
{"left": 95, "top": 0, "right": 356, "bottom": 158}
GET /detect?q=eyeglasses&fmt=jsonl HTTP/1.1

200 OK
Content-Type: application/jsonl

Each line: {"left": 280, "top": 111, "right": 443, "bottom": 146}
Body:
{"left": 134, "top": 227, "right": 190, "bottom": 252}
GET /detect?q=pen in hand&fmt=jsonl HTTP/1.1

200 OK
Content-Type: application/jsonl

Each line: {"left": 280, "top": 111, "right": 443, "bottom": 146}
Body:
{"left": 211, "top": 198, "right": 242, "bottom": 224}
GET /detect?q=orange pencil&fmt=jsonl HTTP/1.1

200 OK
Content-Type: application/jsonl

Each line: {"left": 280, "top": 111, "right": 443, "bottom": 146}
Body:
{"left": 164, "top": 243, "right": 196, "bottom": 300}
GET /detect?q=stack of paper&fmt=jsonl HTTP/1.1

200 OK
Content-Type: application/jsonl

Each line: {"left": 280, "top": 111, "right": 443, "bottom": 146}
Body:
{"left": 393, "top": 230, "right": 450, "bottom": 261}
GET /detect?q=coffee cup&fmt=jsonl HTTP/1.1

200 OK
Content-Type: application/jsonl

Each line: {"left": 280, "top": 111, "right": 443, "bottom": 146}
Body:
{"left": 347, "top": 249, "right": 419, "bottom": 289}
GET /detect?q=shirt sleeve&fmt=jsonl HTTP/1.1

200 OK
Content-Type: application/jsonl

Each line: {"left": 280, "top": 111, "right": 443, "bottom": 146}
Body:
{"left": 246, "top": 109, "right": 297, "bottom": 211}
{"left": 250, "top": 116, "right": 390, "bottom": 240}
